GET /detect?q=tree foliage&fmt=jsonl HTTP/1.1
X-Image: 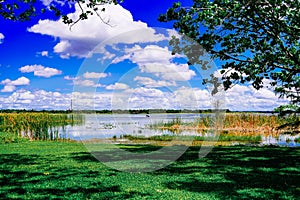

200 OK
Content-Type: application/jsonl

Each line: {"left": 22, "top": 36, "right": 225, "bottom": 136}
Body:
{"left": 0, "top": 0, "right": 122, "bottom": 26}
{"left": 159, "top": 0, "right": 300, "bottom": 109}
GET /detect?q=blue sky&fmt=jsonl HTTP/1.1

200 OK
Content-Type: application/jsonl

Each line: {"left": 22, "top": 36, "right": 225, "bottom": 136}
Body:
{"left": 0, "top": 0, "right": 287, "bottom": 111}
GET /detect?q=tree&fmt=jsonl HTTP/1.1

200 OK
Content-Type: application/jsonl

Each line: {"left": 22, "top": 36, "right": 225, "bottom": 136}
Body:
{"left": 0, "top": 0, "right": 121, "bottom": 26}
{"left": 159, "top": 0, "right": 300, "bottom": 111}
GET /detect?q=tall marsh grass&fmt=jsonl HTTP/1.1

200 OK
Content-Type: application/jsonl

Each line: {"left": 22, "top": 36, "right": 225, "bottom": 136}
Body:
{"left": 0, "top": 113, "right": 84, "bottom": 141}
{"left": 149, "top": 113, "right": 300, "bottom": 137}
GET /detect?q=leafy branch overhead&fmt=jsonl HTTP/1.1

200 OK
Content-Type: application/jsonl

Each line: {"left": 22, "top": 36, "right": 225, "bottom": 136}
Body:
{"left": 0, "top": 0, "right": 122, "bottom": 26}
{"left": 159, "top": 0, "right": 300, "bottom": 107}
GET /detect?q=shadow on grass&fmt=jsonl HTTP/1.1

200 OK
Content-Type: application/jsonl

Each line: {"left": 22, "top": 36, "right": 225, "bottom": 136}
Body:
{"left": 77, "top": 144, "right": 300, "bottom": 199}
{"left": 0, "top": 143, "right": 299, "bottom": 199}
{"left": 72, "top": 144, "right": 300, "bottom": 198}
{"left": 0, "top": 152, "right": 146, "bottom": 199}
{"left": 161, "top": 146, "right": 300, "bottom": 199}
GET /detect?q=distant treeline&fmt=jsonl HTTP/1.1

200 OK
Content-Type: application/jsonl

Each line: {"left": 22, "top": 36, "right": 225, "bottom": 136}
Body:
{"left": 0, "top": 109, "right": 74, "bottom": 114}
{"left": 0, "top": 109, "right": 278, "bottom": 114}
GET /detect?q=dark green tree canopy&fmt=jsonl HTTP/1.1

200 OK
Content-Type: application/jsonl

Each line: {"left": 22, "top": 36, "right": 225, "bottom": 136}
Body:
{"left": 159, "top": 0, "right": 300, "bottom": 107}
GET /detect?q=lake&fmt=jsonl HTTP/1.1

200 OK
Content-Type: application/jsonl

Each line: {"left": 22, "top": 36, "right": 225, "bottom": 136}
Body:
{"left": 62, "top": 114, "right": 300, "bottom": 147}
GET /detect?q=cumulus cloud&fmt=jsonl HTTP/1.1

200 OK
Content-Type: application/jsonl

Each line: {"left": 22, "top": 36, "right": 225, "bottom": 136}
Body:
{"left": 1, "top": 77, "right": 30, "bottom": 92}
{"left": 73, "top": 79, "right": 102, "bottom": 87}
{"left": 0, "top": 33, "right": 4, "bottom": 44}
{"left": 139, "top": 63, "right": 196, "bottom": 81}
{"left": 110, "top": 87, "right": 172, "bottom": 109}
{"left": 64, "top": 72, "right": 109, "bottom": 87}
{"left": 106, "top": 83, "right": 129, "bottom": 90}
{"left": 17, "top": 90, "right": 35, "bottom": 100}
{"left": 83, "top": 72, "right": 109, "bottom": 79}
{"left": 225, "top": 84, "right": 288, "bottom": 111}
{"left": 173, "top": 87, "right": 212, "bottom": 109}
{"left": 134, "top": 76, "right": 176, "bottom": 88}
{"left": 113, "top": 45, "right": 175, "bottom": 64}
{"left": 126, "top": 87, "right": 165, "bottom": 99}
{"left": 19, "top": 64, "right": 62, "bottom": 78}
{"left": 113, "top": 45, "right": 196, "bottom": 81}
{"left": 72, "top": 92, "right": 113, "bottom": 110}
{"left": 1, "top": 77, "right": 30, "bottom": 86}
{"left": 1, "top": 85, "right": 16, "bottom": 93}
{"left": 0, "top": 89, "right": 71, "bottom": 110}
{"left": 36, "top": 51, "right": 50, "bottom": 57}
{"left": 28, "top": 4, "right": 166, "bottom": 58}
{"left": 0, "top": 84, "right": 288, "bottom": 110}
{"left": 41, "top": 51, "right": 49, "bottom": 57}
{"left": 64, "top": 75, "right": 78, "bottom": 81}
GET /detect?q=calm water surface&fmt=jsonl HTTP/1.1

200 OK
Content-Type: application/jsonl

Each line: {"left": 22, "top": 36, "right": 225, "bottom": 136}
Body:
{"left": 62, "top": 114, "right": 300, "bottom": 147}
{"left": 66, "top": 113, "right": 199, "bottom": 140}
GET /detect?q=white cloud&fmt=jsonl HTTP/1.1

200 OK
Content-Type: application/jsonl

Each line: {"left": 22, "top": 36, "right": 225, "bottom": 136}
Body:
{"left": 0, "top": 84, "right": 288, "bottom": 110}
{"left": 111, "top": 54, "right": 131, "bottom": 64}
{"left": 0, "top": 33, "right": 4, "bottom": 44}
{"left": 28, "top": 4, "right": 166, "bottom": 58}
{"left": 64, "top": 75, "right": 78, "bottom": 81}
{"left": 19, "top": 64, "right": 62, "bottom": 78}
{"left": 64, "top": 73, "right": 108, "bottom": 87}
{"left": 0, "top": 89, "right": 71, "bottom": 110}
{"left": 134, "top": 76, "right": 176, "bottom": 88}
{"left": 73, "top": 79, "right": 102, "bottom": 87}
{"left": 11, "top": 77, "right": 30, "bottom": 86}
{"left": 72, "top": 92, "right": 113, "bottom": 110}
{"left": 110, "top": 87, "right": 172, "bottom": 109}
{"left": 225, "top": 84, "right": 288, "bottom": 111}
{"left": 115, "top": 45, "right": 174, "bottom": 64}
{"left": 41, "top": 0, "right": 56, "bottom": 6}
{"left": 18, "top": 91, "right": 35, "bottom": 100}
{"left": 113, "top": 44, "right": 195, "bottom": 81}
{"left": 1, "top": 77, "right": 30, "bottom": 92}
{"left": 173, "top": 87, "right": 212, "bottom": 109}
{"left": 41, "top": 0, "right": 66, "bottom": 6}
{"left": 140, "top": 63, "right": 196, "bottom": 81}
{"left": 106, "top": 83, "right": 129, "bottom": 90}
{"left": 36, "top": 50, "right": 51, "bottom": 58}
{"left": 83, "top": 72, "right": 109, "bottom": 79}
{"left": 41, "top": 51, "right": 49, "bottom": 57}
{"left": 1, "top": 85, "right": 16, "bottom": 93}
{"left": 214, "top": 69, "right": 247, "bottom": 79}
{"left": 126, "top": 87, "right": 165, "bottom": 98}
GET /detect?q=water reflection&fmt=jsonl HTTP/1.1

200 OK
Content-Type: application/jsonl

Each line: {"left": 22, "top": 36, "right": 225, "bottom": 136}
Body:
{"left": 63, "top": 114, "right": 300, "bottom": 146}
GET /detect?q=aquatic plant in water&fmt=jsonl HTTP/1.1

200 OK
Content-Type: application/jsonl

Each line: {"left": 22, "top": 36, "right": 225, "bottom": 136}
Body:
{"left": 0, "top": 113, "right": 84, "bottom": 141}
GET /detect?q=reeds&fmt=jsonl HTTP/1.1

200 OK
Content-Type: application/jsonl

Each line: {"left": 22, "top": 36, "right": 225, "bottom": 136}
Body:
{"left": 149, "top": 113, "right": 300, "bottom": 137}
{"left": 0, "top": 113, "right": 84, "bottom": 141}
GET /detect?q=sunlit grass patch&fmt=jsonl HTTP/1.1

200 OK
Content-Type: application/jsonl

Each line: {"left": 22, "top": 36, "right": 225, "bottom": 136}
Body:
{"left": 1, "top": 141, "right": 299, "bottom": 199}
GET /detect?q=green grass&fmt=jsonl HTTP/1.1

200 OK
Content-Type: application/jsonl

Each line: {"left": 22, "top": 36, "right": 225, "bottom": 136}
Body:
{"left": 1, "top": 141, "right": 299, "bottom": 199}
{"left": 121, "top": 134, "right": 262, "bottom": 143}
{"left": 0, "top": 132, "right": 29, "bottom": 144}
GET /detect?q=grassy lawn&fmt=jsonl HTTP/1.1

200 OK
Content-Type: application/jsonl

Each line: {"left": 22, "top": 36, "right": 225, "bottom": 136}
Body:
{"left": 1, "top": 141, "right": 299, "bottom": 199}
